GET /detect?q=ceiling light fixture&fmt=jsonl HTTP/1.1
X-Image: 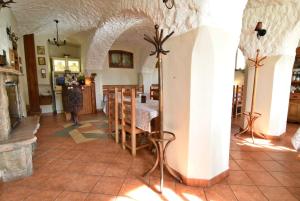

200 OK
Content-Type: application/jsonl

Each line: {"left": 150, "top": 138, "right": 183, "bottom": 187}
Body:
{"left": 255, "top": 22, "right": 267, "bottom": 39}
{"left": 0, "top": 0, "right": 15, "bottom": 9}
{"left": 162, "top": 0, "right": 174, "bottom": 9}
{"left": 48, "top": 20, "right": 66, "bottom": 47}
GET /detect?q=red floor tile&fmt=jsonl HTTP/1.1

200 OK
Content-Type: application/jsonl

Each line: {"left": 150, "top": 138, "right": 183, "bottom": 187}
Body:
{"left": 24, "top": 190, "right": 62, "bottom": 201}
{"left": 259, "top": 186, "right": 298, "bottom": 201}
{"left": 92, "top": 176, "right": 124, "bottom": 195}
{"left": 229, "top": 160, "right": 241, "bottom": 170}
{"left": 230, "top": 151, "right": 253, "bottom": 160}
{"left": 245, "top": 171, "right": 282, "bottom": 186}
{"left": 1, "top": 114, "right": 299, "bottom": 201}
{"left": 269, "top": 172, "right": 300, "bottom": 187}
{"left": 226, "top": 171, "right": 254, "bottom": 185}
{"left": 230, "top": 185, "right": 268, "bottom": 201}
{"left": 85, "top": 193, "right": 116, "bottom": 201}
{"left": 64, "top": 174, "right": 100, "bottom": 192}
{"left": 235, "top": 160, "right": 265, "bottom": 171}
{"left": 55, "top": 191, "right": 88, "bottom": 201}
{"left": 257, "top": 160, "right": 289, "bottom": 172}
{"left": 204, "top": 184, "right": 237, "bottom": 201}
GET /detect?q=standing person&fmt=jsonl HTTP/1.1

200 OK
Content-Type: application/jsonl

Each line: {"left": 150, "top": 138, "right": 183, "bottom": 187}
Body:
{"left": 69, "top": 84, "right": 83, "bottom": 125}
{"left": 62, "top": 73, "right": 83, "bottom": 125}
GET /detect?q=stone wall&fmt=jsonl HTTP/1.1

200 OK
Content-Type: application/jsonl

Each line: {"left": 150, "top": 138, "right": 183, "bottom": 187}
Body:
{"left": 240, "top": 1, "right": 300, "bottom": 58}
{"left": 0, "top": 74, "right": 11, "bottom": 141}
{"left": 0, "top": 139, "right": 35, "bottom": 182}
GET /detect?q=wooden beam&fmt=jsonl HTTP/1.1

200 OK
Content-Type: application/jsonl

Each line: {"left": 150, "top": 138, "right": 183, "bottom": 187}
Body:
{"left": 23, "top": 34, "right": 41, "bottom": 115}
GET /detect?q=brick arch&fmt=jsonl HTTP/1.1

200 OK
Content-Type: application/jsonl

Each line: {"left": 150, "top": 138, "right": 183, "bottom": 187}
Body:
{"left": 85, "top": 11, "right": 155, "bottom": 70}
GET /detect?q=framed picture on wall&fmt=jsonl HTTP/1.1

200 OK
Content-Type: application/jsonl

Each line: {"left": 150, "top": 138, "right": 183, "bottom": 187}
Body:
{"left": 9, "top": 48, "right": 15, "bottom": 67}
{"left": 38, "top": 57, "right": 46, "bottom": 65}
{"left": 109, "top": 50, "right": 133, "bottom": 68}
{"left": 37, "top": 46, "right": 45, "bottom": 55}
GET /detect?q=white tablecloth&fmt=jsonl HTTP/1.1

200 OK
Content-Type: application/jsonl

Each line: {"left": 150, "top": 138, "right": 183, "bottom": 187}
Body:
{"left": 103, "top": 96, "right": 159, "bottom": 132}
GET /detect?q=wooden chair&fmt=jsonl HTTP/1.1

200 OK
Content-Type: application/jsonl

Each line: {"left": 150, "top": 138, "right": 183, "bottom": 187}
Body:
{"left": 103, "top": 84, "right": 144, "bottom": 98}
{"left": 121, "top": 88, "right": 149, "bottom": 156}
{"left": 136, "top": 85, "right": 144, "bottom": 95}
{"left": 150, "top": 84, "right": 159, "bottom": 100}
{"left": 232, "top": 85, "right": 244, "bottom": 118}
{"left": 107, "top": 88, "right": 120, "bottom": 143}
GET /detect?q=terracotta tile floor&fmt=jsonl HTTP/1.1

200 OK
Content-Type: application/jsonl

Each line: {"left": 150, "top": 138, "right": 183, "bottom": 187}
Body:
{"left": 1, "top": 113, "right": 300, "bottom": 201}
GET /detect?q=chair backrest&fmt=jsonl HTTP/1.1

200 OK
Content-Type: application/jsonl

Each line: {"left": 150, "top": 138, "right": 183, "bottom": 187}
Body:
{"left": 235, "top": 85, "right": 244, "bottom": 105}
{"left": 150, "top": 84, "right": 159, "bottom": 100}
{"left": 121, "top": 88, "right": 136, "bottom": 132}
{"left": 232, "top": 85, "right": 244, "bottom": 117}
{"left": 137, "top": 85, "right": 144, "bottom": 95}
{"left": 107, "top": 88, "right": 119, "bottom": 134}
{"left": 103, "top": 84, "right": 143, "bottom": 98}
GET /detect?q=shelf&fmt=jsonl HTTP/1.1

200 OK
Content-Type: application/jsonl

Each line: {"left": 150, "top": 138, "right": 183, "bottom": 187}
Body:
{"left": 0, "top": 116, "right": 39, "bottom": 146}
{"left": 0, "top": 67, "right": 22, "bottom": 75}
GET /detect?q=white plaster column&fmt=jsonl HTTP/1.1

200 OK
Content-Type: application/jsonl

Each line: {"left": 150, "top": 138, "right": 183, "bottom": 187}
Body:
{"left": 162, "top": 0, "right": 247, "bottom": 184}
{"left": 0, "top": 74, "right": 11, "bottom": 140}
{"left": 240, "top": 2, "right": 300, "bottom": 137}
{"left": 245, "top": 56, "right": 295, "bottom": 136}
{"left": 164, "top": 27, "right": 241, "bottom": 183}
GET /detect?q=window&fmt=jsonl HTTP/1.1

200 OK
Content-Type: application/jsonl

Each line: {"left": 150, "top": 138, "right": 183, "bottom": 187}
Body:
{"left": 52, "top": 57, "right": 80, "bottom": 72}
{"left": 109, "top": 50, "right": 133, "bottom": 69}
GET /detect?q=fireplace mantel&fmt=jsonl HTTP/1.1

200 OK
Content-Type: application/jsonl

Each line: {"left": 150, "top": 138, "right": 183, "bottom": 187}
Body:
{"left": 0, "top": 67, "right": 22, "bottom": 75}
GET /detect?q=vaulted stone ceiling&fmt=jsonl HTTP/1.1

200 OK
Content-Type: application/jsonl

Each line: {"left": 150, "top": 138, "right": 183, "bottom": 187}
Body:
{"left": 10, "top": 0, "right": 246, "bottom": 37}
{"left": 11, "top": 0, "right": 120, "bottom": 35}
{"left": 9, "top": 0, "right": 299, "bottom": 69}
{"left": 246, "top": 0, "right": 299, "bottom": 8}
{"left": 240, "top": 0, "right": 300, "bottom": 58}
{"left": 10, "top": 0, "right": 299, "bottom": 40}
{"left": 10, "top": 0, "right": 199, "bottom": 38}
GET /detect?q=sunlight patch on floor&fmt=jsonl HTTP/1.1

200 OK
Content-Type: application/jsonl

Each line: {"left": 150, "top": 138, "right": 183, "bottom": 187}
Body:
{"left": 123, "top": 185, "right": 205, "bottom": 201}
{"left": 236, "top": 138, "right": 296, "bottom": 152}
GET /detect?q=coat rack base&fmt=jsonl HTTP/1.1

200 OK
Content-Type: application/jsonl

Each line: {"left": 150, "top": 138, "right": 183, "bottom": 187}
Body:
{"left": 234, "top": 112, "right": 266, "bottom": 143}
{"left": 144, "top": 131, "right": 182, "bottom": 193}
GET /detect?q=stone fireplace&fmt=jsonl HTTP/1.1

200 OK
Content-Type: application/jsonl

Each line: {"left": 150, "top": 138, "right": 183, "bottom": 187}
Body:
{"left": 0, "top": 71, "right": 11, "bottom": 141}
{"left": 0, "top": 68, "right": 40, "bottom": 182}
{"left": 5, "top": 76, "right": 22, "bottom": 129}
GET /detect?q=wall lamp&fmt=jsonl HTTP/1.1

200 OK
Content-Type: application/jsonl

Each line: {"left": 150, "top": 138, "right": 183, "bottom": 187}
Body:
{"left": 163, "top": 0, "right": 174, "bottom": 9}
{"left": 255, "top": 22, "right": 267, "bottom": 39}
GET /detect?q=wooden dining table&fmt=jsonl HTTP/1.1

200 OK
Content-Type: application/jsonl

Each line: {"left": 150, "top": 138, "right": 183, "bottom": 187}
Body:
{"left": 103, "top": 95, "right": 159, "bottom": 132}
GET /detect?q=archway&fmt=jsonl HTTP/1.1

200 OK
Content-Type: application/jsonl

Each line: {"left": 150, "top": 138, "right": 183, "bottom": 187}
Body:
{"left": 84, "top": 11, "right": 156, "bottom": 108}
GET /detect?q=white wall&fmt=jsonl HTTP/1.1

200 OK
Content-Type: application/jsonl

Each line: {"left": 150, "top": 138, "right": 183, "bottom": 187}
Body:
{"left": 33, "top": 34, "right": 82, "bottom": 113}
{"left": 0, "top": 9, "right": 17, "bottom": 65}
{"left": 34, "top": 35, "right": 51, "bottom": 89}
{"left": 90, "top": 41, "right": 145, "bottom": 109}
{"left": 48, "top": 44, "right": 81, "bottom": 58}
{"left": 163, "top": 29, "right": 194, "bottom": 176}
{"left": 139, "top": 48, "right": 158, "bottom": 93}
